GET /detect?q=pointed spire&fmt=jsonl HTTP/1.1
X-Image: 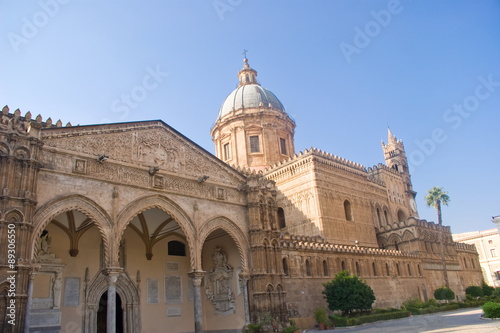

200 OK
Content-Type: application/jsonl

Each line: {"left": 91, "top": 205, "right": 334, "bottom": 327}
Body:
{"left": 387, "top": 127, "right": 397, "bottom": 144}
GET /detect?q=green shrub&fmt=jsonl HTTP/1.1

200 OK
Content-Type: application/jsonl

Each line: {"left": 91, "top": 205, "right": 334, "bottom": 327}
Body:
{"left": 243, "top": 323, "right": 262, "bottom": 333}
{"left": 344, "top": 311, "right": 411, "bottom": 326}
{"left": 323, "top": 270, "right": 376, "bottom": 315}
{"left": 434, "top": 287, "right": 455, "bottom": 301}
{"left": 313, "top": 307, "right": 328, "bottom": 324}
{"left": 281, "top": 320, "right": 300, "bottom": 333}
{"left": 482, "top": 281, "right": 495, "bottom": 296}
{"left": 408, "top": 303, "right": 459, "bottom": 315}
{"left": 465, "top": 286, "right": 484, "bottom": 298}
{"left": 329, "top": 314, "right": 347, "bottom": 327}
{"left": 482, "top": 302, "right": 500, "bottom": 318}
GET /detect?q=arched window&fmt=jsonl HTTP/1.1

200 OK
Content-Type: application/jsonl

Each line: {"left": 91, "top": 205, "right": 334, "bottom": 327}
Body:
{"left": 323, "top": 260, "right": 329, "bottom": 277}
{"left": 417, "top": 264, "right": 422, "bottom": 276}
{"left": 394, "top": 241, "right": 399, "bottom": 251}
{"left": 386, "top": 263, "right": 390, "bottom": 276}
{"left": 384, "top": 210, "right": 389, "bottom": 224}
{"left": 408, "top": 264, "right": 412, "bottom": 276}
{"left": 397, "top": 209, "right": 407, "bottom": 222}
{"left": 305, "top": 260, "right": 311, "bottom": 276}
{"left": 341, "top": 260, "right": 346, "bottom": 271}
{"left": 278, "top": 208, "right": 286, "bottom": 229}
{"left": 396, "top": 263, "right": 401, "bottom": 276}
{"left": 376, "top": 208, "right": 382, "bottom": 226}
{"left": 282, "top": 258, "right": 289, "bottom": 276}
{"left": 355, "top": 262, "right": 360, "bottom": 276}
{"left": 464, "top": 257, "right": 468, "bottom": 268}
{"left": 372, "top": 262, "right": 377, "bottom": 276}
{"left": 168, "top": 241, "right": 186, "bottom": 256}
{"left": 344, "top": 200, "right": 352, "bottom": 221}
{"left": 471, "top": 258, "right": 476, "bottom": 269}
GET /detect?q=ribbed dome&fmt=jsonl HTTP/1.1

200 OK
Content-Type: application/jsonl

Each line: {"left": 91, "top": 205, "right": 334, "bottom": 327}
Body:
{"left": 218, "top": 84, "right": 286, "bottom": 119}
{"left": 217, "top": 57, "right": 286, "bottom": 119}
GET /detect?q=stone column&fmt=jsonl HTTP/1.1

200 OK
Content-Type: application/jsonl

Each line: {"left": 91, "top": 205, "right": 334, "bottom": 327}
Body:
{"left": 23, "top": 267, "right": 39, "bottom": 333}
{"left": 239, "top": 273, "right": 251, "bottom": 325}
{"left": 104, "top": 268, "right": 122, "bottom": 333}
{"left": 188, "top": 271, "right": 205, "bottom": 333}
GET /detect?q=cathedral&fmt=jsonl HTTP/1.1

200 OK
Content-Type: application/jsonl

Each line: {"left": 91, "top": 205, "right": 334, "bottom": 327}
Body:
{"left": 0, "top": 57, "right": 482, "bottom": 333}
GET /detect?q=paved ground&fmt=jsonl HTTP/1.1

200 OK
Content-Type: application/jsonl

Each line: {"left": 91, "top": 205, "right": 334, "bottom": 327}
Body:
{"left": 306, "top": 308, "right": 500, "bottom": 333}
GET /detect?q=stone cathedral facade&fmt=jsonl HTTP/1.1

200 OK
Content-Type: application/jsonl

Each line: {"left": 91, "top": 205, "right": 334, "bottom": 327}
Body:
{"left": 0, "top": 58, "right": 482, "bottom": 333}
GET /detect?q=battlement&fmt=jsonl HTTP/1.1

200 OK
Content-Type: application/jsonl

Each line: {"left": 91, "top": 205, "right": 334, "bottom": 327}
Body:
{"left": 265, "top": 147, "right": 368, "bottom": 180}
{"left": 0, "top": 105, "right": 72, "bottom": 133}
{"left": 454, "top": 241, "right": 478, "bottom": 253}
{"left": 280, "top": 233, "right": 419, "bottom": 258}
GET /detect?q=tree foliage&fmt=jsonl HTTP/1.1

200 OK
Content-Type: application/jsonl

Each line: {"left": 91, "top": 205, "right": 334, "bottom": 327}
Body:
{"left": 323, "top": 270, "right": 375, "bottom": 315}
{"left": 465, "top": 286, "right": 483, "bottom": 298}
{"left": 482, "top": 281, "right": 495, "bottom": 296}
{"left": 434, "top": 287, "right": 455, "bottom": 301}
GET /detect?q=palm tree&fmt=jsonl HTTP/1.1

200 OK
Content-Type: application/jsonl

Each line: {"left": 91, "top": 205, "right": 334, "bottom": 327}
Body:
{"left": 425, "top": 187, "right": 450, "bottom": 288}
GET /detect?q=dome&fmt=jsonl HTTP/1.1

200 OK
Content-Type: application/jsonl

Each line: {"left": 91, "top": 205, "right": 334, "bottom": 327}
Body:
{"left": 217, "top": 57, "right": 287, "bottom": 119}
{"left": 218, "top": 84, "right": 286, "bottom": 119}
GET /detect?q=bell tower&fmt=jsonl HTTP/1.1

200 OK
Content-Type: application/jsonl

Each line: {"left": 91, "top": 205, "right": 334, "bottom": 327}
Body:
{"left": 382, "top": 128, "right": 418, "bottom": 216}
{"left": 211, "top": 56, "right": 296, "bottom": 171}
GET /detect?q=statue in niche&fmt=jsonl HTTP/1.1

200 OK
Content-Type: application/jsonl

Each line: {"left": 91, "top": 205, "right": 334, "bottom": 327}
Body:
{"left": 205, "top": 247, "right": 235, "bottom": 314}
{"left": 52, "top": 274, "right": 62, "bottom": 309}
{"left": 38, "top": 230, "right": 52, "bottom": 255}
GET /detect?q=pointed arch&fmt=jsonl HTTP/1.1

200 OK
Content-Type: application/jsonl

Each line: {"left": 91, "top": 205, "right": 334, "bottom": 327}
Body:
{"left": 32, "top": 194, "right": 112, "bottom": 263}
{"left": 198, "top": 216, "right": 250, "bottom": 273}
{"left": 116, "top": 194, "right": 196, "bottom": 269}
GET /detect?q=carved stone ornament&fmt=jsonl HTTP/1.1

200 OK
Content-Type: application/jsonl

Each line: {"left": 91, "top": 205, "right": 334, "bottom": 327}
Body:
{"left": 205, "top": 246, "right": 235, "bottom": 314}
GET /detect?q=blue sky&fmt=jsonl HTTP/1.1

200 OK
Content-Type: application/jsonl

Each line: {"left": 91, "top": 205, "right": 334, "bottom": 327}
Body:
{"left": 1, "top": 0, "right": 499, "bottom": 234}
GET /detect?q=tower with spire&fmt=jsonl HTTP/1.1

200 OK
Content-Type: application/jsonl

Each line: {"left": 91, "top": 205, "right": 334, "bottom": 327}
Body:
{"left": 211, "top": 55, "right": 296, "bottom": 171}
{"left": 382, "top": 128, "right": 418, "bottom": 216}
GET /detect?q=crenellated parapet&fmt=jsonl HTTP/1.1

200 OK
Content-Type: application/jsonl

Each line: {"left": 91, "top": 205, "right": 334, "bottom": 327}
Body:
{"left": 280, "top": 233, "right": 419, "bottom": 258}
{"left": 454, "top": 242, "right": 478, "bottom": 254}
{"left": 0, "top": 105, "right": 72, "bottom": 134}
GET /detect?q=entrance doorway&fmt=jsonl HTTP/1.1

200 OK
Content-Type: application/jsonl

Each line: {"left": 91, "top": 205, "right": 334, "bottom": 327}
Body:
{"left": 97, "top": 291, "right": 123, "bottom": 333}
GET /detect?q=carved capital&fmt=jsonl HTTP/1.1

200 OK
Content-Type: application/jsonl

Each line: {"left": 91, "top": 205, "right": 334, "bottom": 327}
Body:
{"left": 187, "top": 270, "right": 206, "bottom": 287}
{"left": 103, "top": 267, "right": 123, "bottom": 284}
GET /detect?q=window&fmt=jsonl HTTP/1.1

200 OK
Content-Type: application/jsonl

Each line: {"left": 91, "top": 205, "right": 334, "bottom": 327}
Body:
{"left": 283, "top": 258, "right": 289, "bottom": 276}
{"left": 305, "top": 260, "right": 311, "bottom": 276}
{"left": 418, "top": 264, "right": 422, "bottom": 276}
{"left": 491, "top": 248, "right": 497, "bottom": 257}
{"left": 277, "top": 208, "right": 286, "bottom": 229}
{"left": 372, "top": 262, "right": 377, "bottom": 276}
{"left": 408, "top": 264, "right": 412, "bottom": 276}
{"left": 384, "top": 210, "right": 389, "bottom": 224}
{"left": 249, "top": 135, "right": 260, "bottom": 153}
{"left": 376, "top": 208, "right": 382, "bottom": 226}
{"left": 396, "top": 263, "right": 401, "bottom": 276}
{"left": 355, "top": 262, "right": 360, "bottom": 276}
{"left": 168, "top": 241, "right": 186, "bottom": 256}
{"left": 280, "top": 138, "right": 287, "bottom": 155}
{"left": 223, "top": 142, "right": 231, "bottom": 160}
{"left": 344, "top": 200, "right": 352, "bottom": 221}
{"left": 397, "top": 210, "right": 406, "bottom": 222}
{"left": 386, "top": 263, "right": 390, "bottom": 276}
{"left": 323, "top": 260, "right": 329, "bottom": 276}
{"left": 341, "top": 261, "right": 346, "bottom": 271}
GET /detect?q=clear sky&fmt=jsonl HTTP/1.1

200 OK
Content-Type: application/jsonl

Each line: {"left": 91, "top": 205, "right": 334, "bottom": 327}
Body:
{"left": 1, "top": 0, "right": 499, "bottom": 234}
